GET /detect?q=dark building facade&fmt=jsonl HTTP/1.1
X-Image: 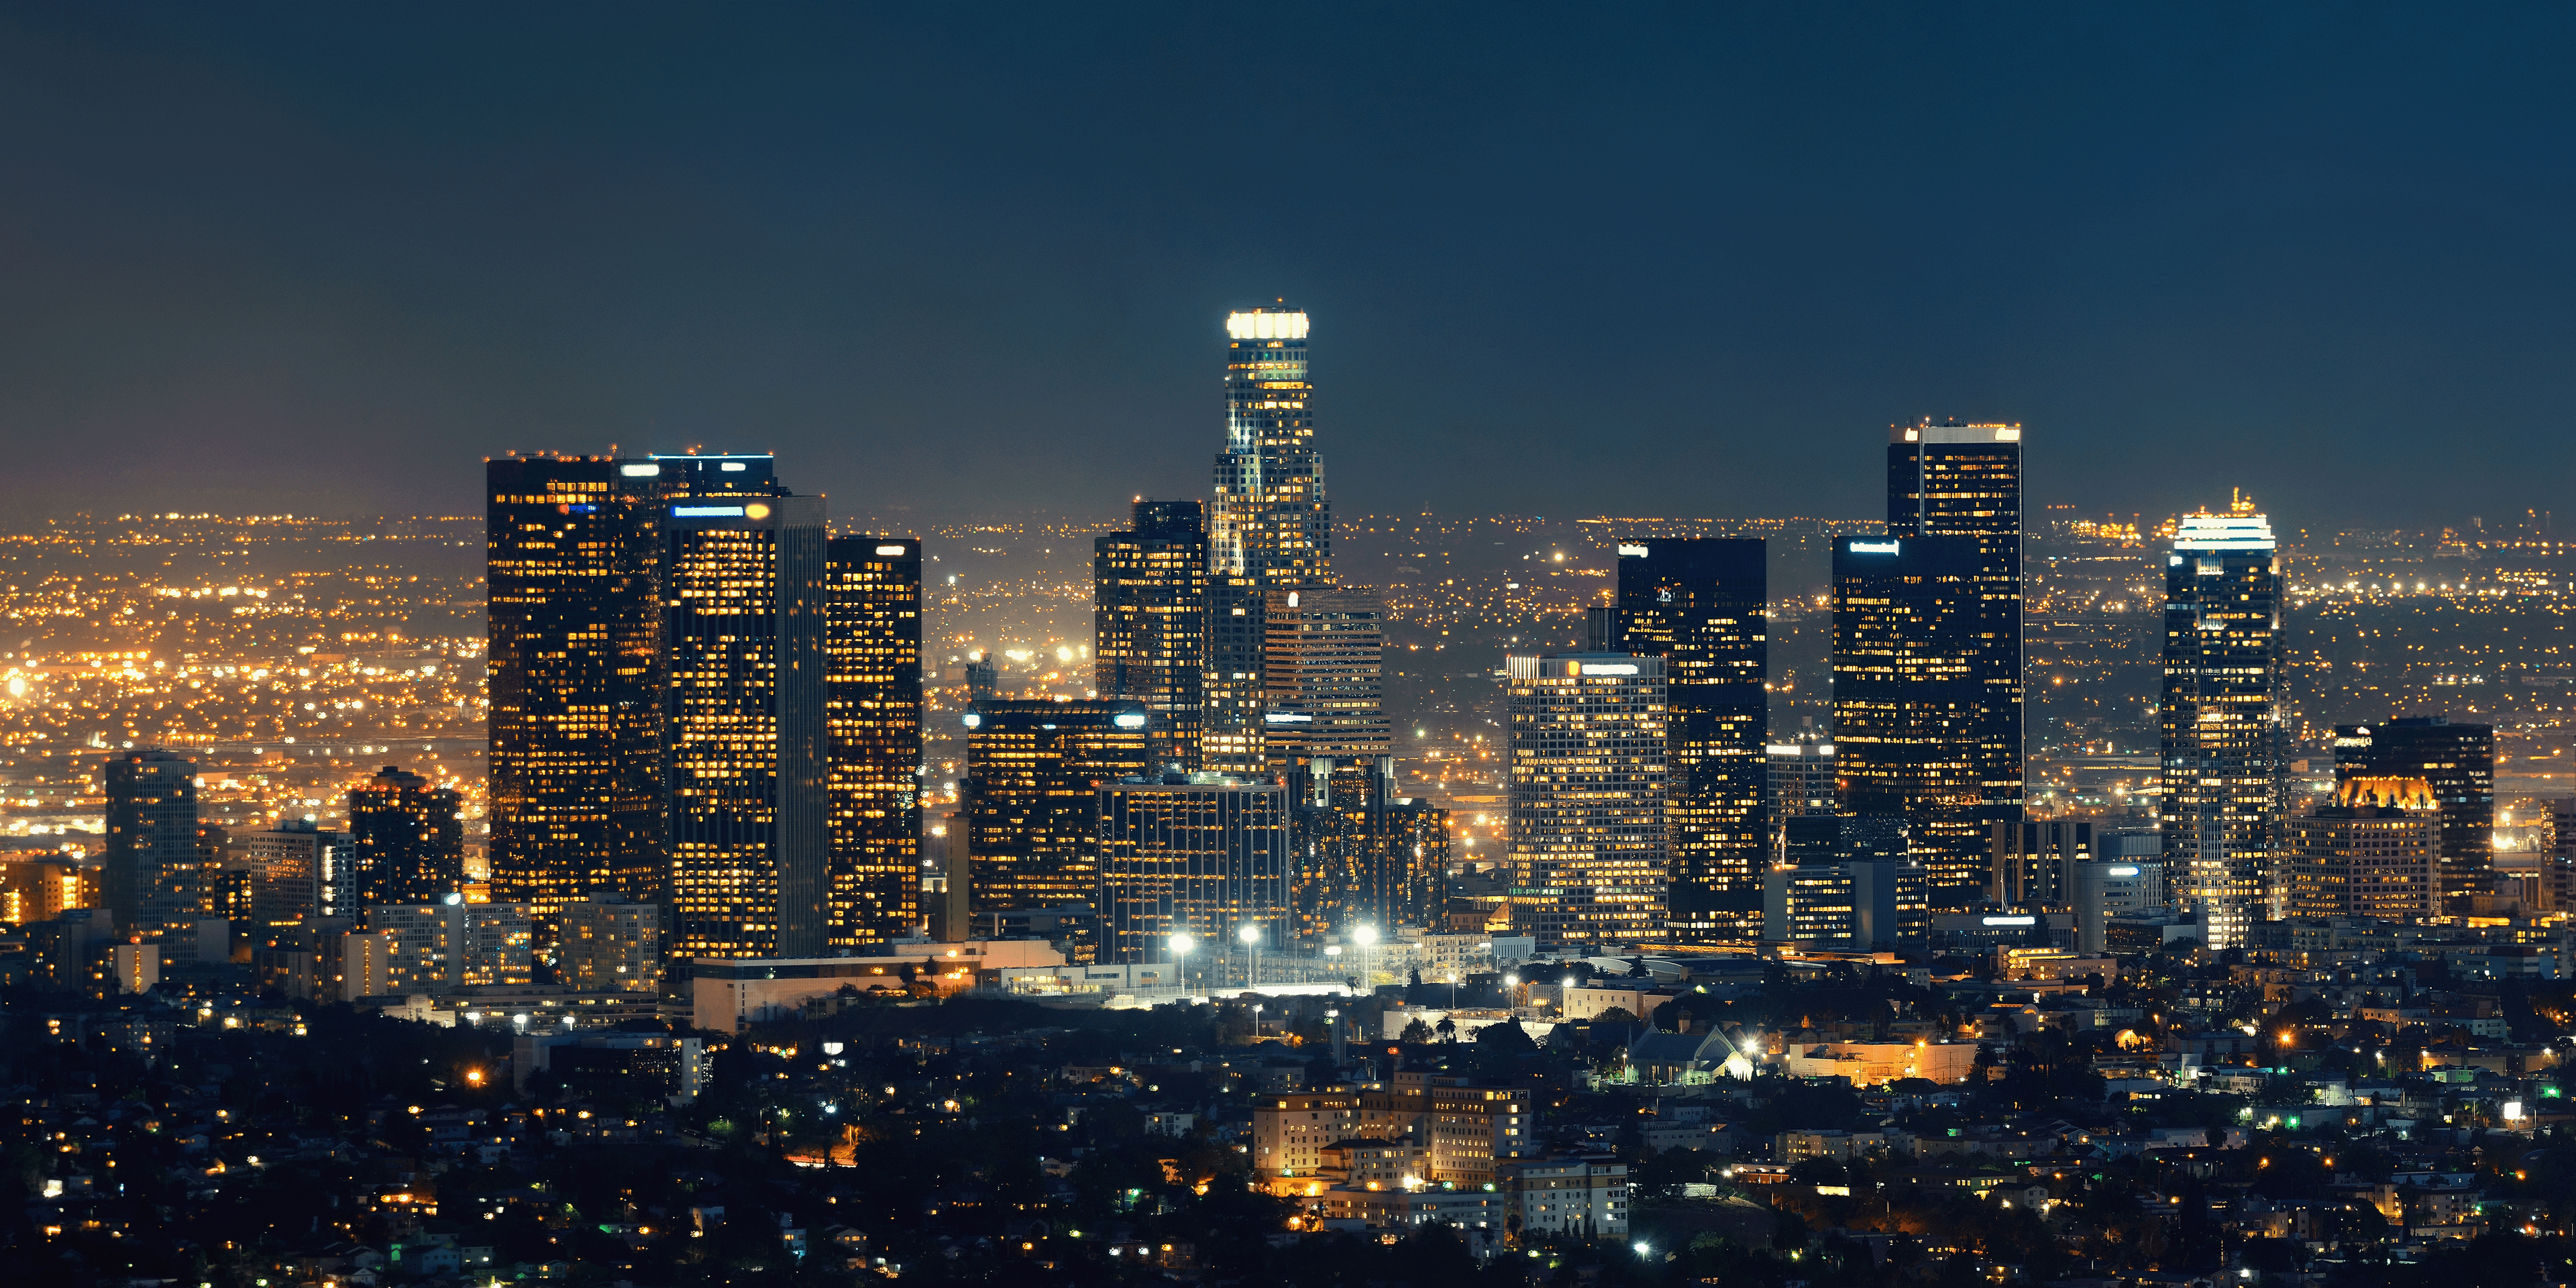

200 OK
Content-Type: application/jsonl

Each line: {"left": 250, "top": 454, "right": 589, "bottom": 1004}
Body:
{"left": 2332, "top": 717, "right": 2494, "bottom": 901}
{"left": 1884, "top": 420, "right": 2023, "bottom": 881}
{"left": 347, "top": 765, "right": 465, "bottom": 906}
{"left": 660, "top": 457, "right": 830, "bottom": 962}
{"left": 961, "top": 700, "right": 1152, "bottom": 934}
{"left": 1611, "top": 538, "right": 1766, "bottom": 941}
{"left": 825, "top": 535, "right": 924, "bottom": 950}
{"left": 486, "top": 455, "right": 667, "bottom": 949}
{"left": 1831, "top": 534, "right": 1990, "bottom": 910}
{"left": 103, "top": 747, "right": 199, "bottom": 953}
{"left": 1286, "top": 757, "right": 1446, "bottom": 940}
{"left": 1093, "top": 500, "right": 1208, "bottom": 772}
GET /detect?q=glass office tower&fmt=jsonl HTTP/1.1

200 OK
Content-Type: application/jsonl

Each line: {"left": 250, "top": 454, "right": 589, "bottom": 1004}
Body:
{"left": 961, "top": 699, "right": 1154, "bottom": 931}
{"left": 1831, "top": 534, "right": 1989, "bottom": 908}
{"left": 1612, "top": 539, "right": 1766, "bottom": 941}
{"left": 1093, "top": 500, "right": 1208, "bottom": 771}
{"left": 2159, "top": 502, "right": 2286, "bottom": 949}
{"left": 825, "top": 535, "right": 924, "bottom": 949}
{"left": 1263, "top": 586, "right": 1391, "bottom": 771}
{"left": 1206, "top": 306, "right": 1327, "bottom": 775}
{"left": 104, "top": 747, "right": 200, "bottom": 955}
{"left": 1098, "top": 773, "right": 1290, "bottom": 964}
{"left": 1885, "top": 420, "right": 2023, "bottom": 881}
{"left": 1507, "top": 653, "right": 1669, "bottom": 950}
{"left": 2331, "top": 717, "right": 2493, "bottom": 902}
{"left": 659, "top": 456, "right": 830, "bottom": 962}
{"left": 486, "top": 455, "right": 667, "bottom": 950}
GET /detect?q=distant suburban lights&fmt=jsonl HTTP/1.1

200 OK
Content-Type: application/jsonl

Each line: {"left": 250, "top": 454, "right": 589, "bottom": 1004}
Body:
{"left": 673, "top": 506, "right": 745, "bottom": 517}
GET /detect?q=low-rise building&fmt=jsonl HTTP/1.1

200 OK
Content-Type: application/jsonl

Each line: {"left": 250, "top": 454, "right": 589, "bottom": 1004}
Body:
{"left": 1504, "top": 1156, "right": 1627, "bottom": 1240}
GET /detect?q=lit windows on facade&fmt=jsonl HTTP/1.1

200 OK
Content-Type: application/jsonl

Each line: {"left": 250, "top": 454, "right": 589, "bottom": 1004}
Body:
{"left": 2159, "top": 501, "right": 2285, "bottom": 949}
{"left": 825, "top": 536, "right": 923, "bottom": 949}
{"left": 1506, "top": 653, "right": 1668, "bottom": 950}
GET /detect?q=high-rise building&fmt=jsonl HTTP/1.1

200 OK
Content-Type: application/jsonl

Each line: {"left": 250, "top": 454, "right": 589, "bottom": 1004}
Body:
{"left": 824, "top": 535, "right": 924, "bottom": 949}
{"left": 1263, "top": 586, "right": 1390, "bottom": 771}
{"left": 1831, "top": 535, "right": 1990, "bottom": 908}
{"left": 1207, "top": 306, "right": 1328, "bottom": 777}
{"left": 961, "top": 700, "right": 1152, "bottom": 934}
{"left": 2070, "top": 858, "right": 2166, "bottom": 955}
{"left": 0, "top": 852, "right": 97, "bottom": 927}
{"left": 660, "top": 456, "right": 830, "bottom": 963}
{"left": 1287, "top": 757, "right": 1446, "bottom": 939}
{"left": 486, "top": 455, "right": 667, "bottom": 949}
{"left": 2331, "top": 718, "right": 2494, "bottom": 901}
{"left": 1988, "top": 819, "right": 2094, "bottom": 908}
{"left": 2285, "top": 778, "right": 2440, "bottom": 922}
{"left": 1094, "top": 500, "right": 1208, "bottom": 771}
{"left": 347, "top": 766, "right": 465, "bottom": 907}
{"left": 1506, "top": 653, "right": 1668, "bottom": 950}
{"left": 103, "top": 747, "right": 199, "bottom": 956}
{"left": 371, "top": 896, "right": 536, "bottom": 992}
{"left": 1611, "top": 539, "right": 1766, "bottom": 940}
{"left": 1097, "top": 773, "right": 1290, "bottom": 963}
{"left": 1766, "top": 731, "right": 1837, "bottom": 824}
{"left": 2159, "top": 502, "right": 2286, "bottom": 949}
{"left": 1886, "top": 419, "right": 2023, "bottom": 839}
{"left": 558, "top": 893, "right": 663, "bottom": 993}
{"left": 222, "top": 822, "right": 340, "bottom": 936}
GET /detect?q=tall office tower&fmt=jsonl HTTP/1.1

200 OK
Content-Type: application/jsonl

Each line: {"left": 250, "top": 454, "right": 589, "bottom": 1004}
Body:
{"left": 104, "top": 747, "right": 199, "bottom": 955}
{"left": 2158, "top": 502, "right": 2286, "bottom": 949}
{"left": 824, "top": 535, "right": 923, "bottom": 950}
{"left": 961, "top": 700, "right": 1153, "bottom": 938}
{"left": 1832, "top": 535, "right": 1990, "bottom": 909}
{"left": 1262, "top": 586, "right": 1390, "bottom": 770}
{"left": 1207, "top": 305, "right": 1328, "bottom": 775}
{"left": 2332, "top": 718, "right": 2495, "bottom": 901}
{"left": 1097, "top": 772, "right": 1290, "bottom": 963}
{"left": 1093, "top": 500, "right": 1208, "bottom": 771}
{"left": 1287, "top": 757, "right": 1446, "bottom": 938}
{"left": 657, "top": 456, "right": 830, "bottom": 963}
{"left": 2285, "top": 778, "right": 2440, "bottom": 922}
{"left": 1886, "top": 419, "right": 2024, "bottom": 839}
{"left": 1988, "top": 819, "right": 2094, "bottom": 907}
{"left": 557, "top": 892, "right": 662, "bottom": 992}
{"left": 1768, "top": 730, "right": 1837, "bottom": 822}
{"left": 347, "top": 766, "right": 465, "bottom": 906}
{"left": 486, "top": 455, "right": 666, "bottom": 949}
{"left": 1611, "top": 539, "right": 1767, "bottom": 941}
{"left": 1505, "top": 653, "right": 1668, "bottom": 950}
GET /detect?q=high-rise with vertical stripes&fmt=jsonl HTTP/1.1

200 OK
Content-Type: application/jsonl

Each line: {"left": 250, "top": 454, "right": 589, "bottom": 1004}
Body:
{"left": 2159, "top": 501, "right": 2286, "bottom": 949}
{"left": 1206, "top": 305, "right": 1327, "bottom": 774}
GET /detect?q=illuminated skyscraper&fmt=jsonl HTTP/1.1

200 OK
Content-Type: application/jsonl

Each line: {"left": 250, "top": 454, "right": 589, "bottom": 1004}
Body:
{"left": 347, "top": 765, "right": 465, "bottom": 906}
{"left": 1093, "top": 500, "right": 1207, "bottom": 771}
{"left": 961, "top": 700, "right": 1152, "bottom": 936}
{"left": 2285, "top": 778, "right": 2439, "bottom": 922}
{"left": 1263, "top": 586, "right": 1390, "bottom": 770}
{"left": 486, "top": 456, "right": 666, "bottom": 949}
{"left": 1886, "top": 420, "right": 2023, "bottom": 872}
{"left": 825, "top": 535, "right": 923, "bottom": 949}
{"left": 1287, "top": 757, "right": 1446, "bottom": 939}
{"left": 2158, "top": 502, "right": 2286, "bottom": 949}
{"left": 1832, "top": 534, "right": 1989, "bottom": 908}
{"left": 1507, "top": 653, "right": 1668, "bottom": 950}
{"left": 1098, "top": 773, "right": 1289, "bottom": 963}
{"left": 2331, "top": 718, "right": 2493, "bottom": 901}
{"left": 659, "top": 455, "right": 830, "bottom": 962}
{"left": 1611, "top": 539, "right": 1766, "bottom": 940}
{"left": 1207, "top": 305, "right": 1326, "bottom": 775}
{"left": 103, "top": 747, "right": 200, "bottom": 955}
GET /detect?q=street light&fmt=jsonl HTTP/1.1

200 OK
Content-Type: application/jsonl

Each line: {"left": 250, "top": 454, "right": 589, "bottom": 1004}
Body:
{"left": 1239, "top": 921, "right": 1263, "bottom": 990}
{"left": 1170, "top": 932, "right": 1195, "bottom": 1000}
{"left": 1353, "top": 925, "right": 1378, "bottom": 991}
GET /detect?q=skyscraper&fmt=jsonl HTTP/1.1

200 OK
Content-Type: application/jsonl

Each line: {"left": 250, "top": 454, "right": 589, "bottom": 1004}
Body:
{"left": 1093, "top": 500, "right": 1207, "bottom": 771}
{"left": 659, "top": 455, "right": 830, "bottom": 962}
{"left": 2285, "top": 777, "right": 2439, "bottom": 921}
{"left": 2331, "top": 718, "right": 2494, "bottom": 902}
{"left": 1263, "top": 586, "right": 1390, "bottom": 771}
{"left": 486, "top": 455, "right": 666, "bottom": 949}
{"left": 103, "top": 747, "right": 199, "bottom": 955}
{"left": 347, "top": 765, "right": 465, "bottom": 906}
{"left": 1831, "top": 534, "right": 1990, "bottom": 908}
{"left": 1206, "top": 305, "right": 1327, "bottom": 775}
{"left": 825, "top": 535, "right": 924, "bottom": 949}
{"left": 1287, "top": 757, "right": 1446, "bottom": 939}
{"left": 2159, "top": 502, "right": 2286, "bottom": 949}
{"left": 1506, "top": 653, "right": 1668, "bottom": 950}
{"left": 1885, "top": 419, "right": 2023, "bottom": 875}
{"left": 1097, "top": 773, "right": 1290, "bottom": 963}
{"left": 1611, "top": 539, "right": 1767, "bottom": 940}
{"left": 961, "top": 699, "right": 1152, "bottom": 938}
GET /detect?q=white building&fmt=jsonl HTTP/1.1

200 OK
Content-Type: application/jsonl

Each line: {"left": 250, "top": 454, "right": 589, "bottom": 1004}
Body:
{"left": 1505, "top": 1157, "right": 1628, "bottom": 1240}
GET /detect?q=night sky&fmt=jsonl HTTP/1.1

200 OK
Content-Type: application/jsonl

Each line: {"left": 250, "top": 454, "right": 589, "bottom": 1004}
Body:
{"left": 3, "top": 5, "right": 2571, "bottom": 532}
